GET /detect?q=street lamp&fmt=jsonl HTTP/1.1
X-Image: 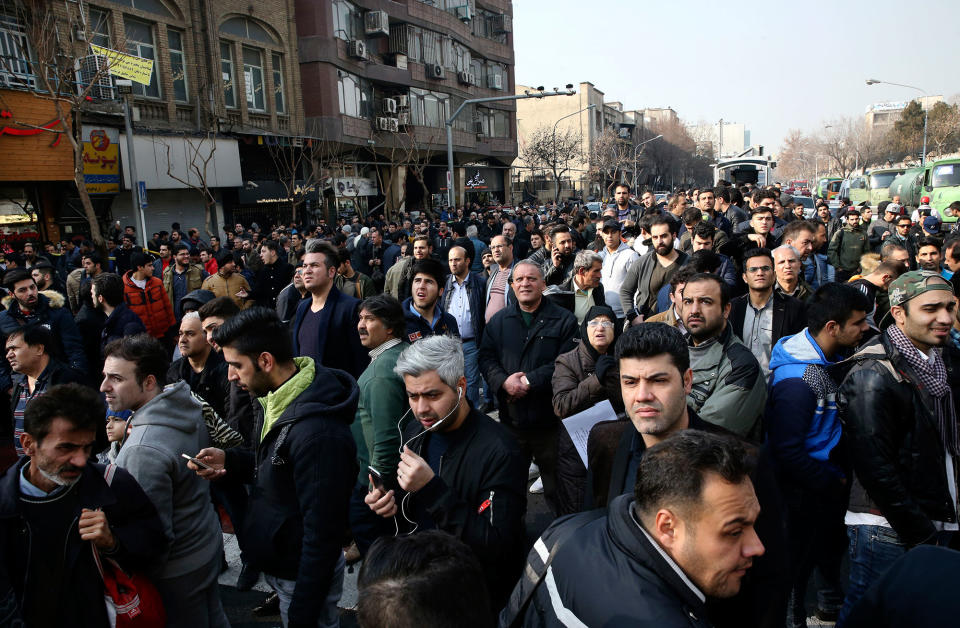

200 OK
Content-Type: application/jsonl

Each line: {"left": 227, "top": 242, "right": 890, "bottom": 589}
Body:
{"left": 866, "top": 78, "right": 929, "bottom": 165}
{"left": 633, "top": 134, "right": 663, "bottom": 192}
{"left": 445, "top": 86, "right": 576, "bottom": 209}
{"left": 550, "top": 104, "right": 596, "bottom": 202}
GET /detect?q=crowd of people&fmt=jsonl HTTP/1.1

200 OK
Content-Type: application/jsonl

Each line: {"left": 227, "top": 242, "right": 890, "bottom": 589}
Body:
{"left": 3, "top": 182, "right": 960, "bottom": 627}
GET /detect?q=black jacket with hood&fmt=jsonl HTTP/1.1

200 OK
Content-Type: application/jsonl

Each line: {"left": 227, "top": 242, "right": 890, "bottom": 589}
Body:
{"left": 224, "top": 358, "right": 358, "bottom": 628}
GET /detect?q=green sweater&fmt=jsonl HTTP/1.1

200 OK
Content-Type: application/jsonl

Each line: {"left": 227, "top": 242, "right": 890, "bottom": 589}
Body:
{"left": 352, "top": 342, "right": 410, "bottom": 486}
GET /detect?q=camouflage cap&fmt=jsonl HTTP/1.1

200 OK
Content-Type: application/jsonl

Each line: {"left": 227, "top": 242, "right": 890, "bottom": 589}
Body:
{"left": 888, "top": 270, "right": 954, "bottom": 308}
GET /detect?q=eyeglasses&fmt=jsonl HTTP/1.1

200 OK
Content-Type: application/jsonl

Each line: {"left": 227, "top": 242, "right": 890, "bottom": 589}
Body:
{"left": 587, "top": 320, "right": 615, "bottom": 329}
{"left": 746, "top": 265, "right": 773, "bottom": 273}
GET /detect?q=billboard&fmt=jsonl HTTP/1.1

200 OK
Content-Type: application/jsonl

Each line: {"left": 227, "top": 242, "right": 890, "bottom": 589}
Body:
{"left": 82, "top": 126, "right": 120, "bottom": 195}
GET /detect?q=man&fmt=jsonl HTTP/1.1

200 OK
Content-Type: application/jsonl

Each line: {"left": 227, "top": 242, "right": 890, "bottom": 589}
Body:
{"left": 30, "top": 260, "right": 65, "bottom": 298}
{"left": 696, "top": 188, "right": 733, "bottom": 238}
{"left": 916, "top": 236, "right": 943, "bottom": 273}
{"left": 479, "top": 261, "right": 577, "bottom": 511}
{"left": 837, "top": 271, "right": 959, "bottom": 622}
{"left": 767, "top": 283, "right": 871, "bottom": 628}
{"left": 0, "top": 269, "right": 87, "bottom": 380}
{"left": 646, "top": 267, "right": 696, "bottom": 330}
{"left": 805, "top": 222, "right": 837, "bottom": 290}
{"left": 613, "top": 182, "right": 638, "bottom": 223}
{"left": 943, "top": 237, "right": 960, "bottom": 279}
{"left": 92, "top": 272, "right": 147, "bottom": 354}
{"left": 773, "top": 244, "right": 813, "bottom": 301}
{"left": 199, "top": 249, "right": 218, "bottom": 276}
{"left": 5, "top": 324, "right": 85, "bottom": 455}
{"left": 689, "top": 222, "right": 739, "bottom": 287}
{"left": 505, "top": 430, "right": 764, "bottom": 627}
{"left": 368, "top": 226, "right": 400, "bottom": 275}
{"left": 501, "top": 220, "right": 530, "bottom": 261}
{"left": 548, "top": 249, "right": 607, "bottom": 324}
{"left": 152, "top": 242, "right": 173, "bottom": 278}
{"left": 716, "top": 185, "right": 749, "bottom": 228}
{"left": 101, "top": 334, "right": 229, "bottom": 626}
{"left": 66, "top": 252, "right": 103, "bottom": 313}
{"left": 541, "top": 224, "right": 578, "bottom": 286}
{"left": 384, "top": 235, "right": 432, "bottom": 301}
{"left": 619, "top": 215, "right": 688, "bottom": 323}
{"left": 722, "top": 200, "right": 782, "bottom": 270}
{"left": 122, "top": 251, "right": 175, "bottom": 340}
{"left": 348, "top": 295, "right": 408, "bottom": 556}
{"left": 887, "top": 215, "right": 917, "bottom": 267}
{"left": 484, "top": 234, "right": 515, "bottom": 322}
{"left": 166, "top": 312, "right": 231, "bottom": 421}
{"left": 599, "top": 219, "right": 639, "bottom": 326}
{"left": 276, "top": 265, "right": 307, "bottom": 325}
{"left": 850, "top": 259, "right": 907, "bottom": 339}
{"left": 681, "top": 273, "right": 766, "bottom": 439}
{"left": 248, "top": 240, "right": 293, "bottom": 309}
{"left": 365, "top": 335, "right": 526, "bottom": 608}
{"left": 240, "top": 236, "right": 262, "bottom": 273}
{"left": 403, "top": 258, "right": 459, "bottom": 342}
{"left": 828, "top": 209, "right": 870, "bottom": 282}
{"left": 287, "top": 232, "right": 304, "bottom": 265}
{"left": 0, "top": 383, "right": 166, "bottom": 626}
{"left": 869, "top": 202, "right": 901, "bottom": 252}
{"left": 729, "top": 248, "right": 806, "bottom": 376}
{"left": 193, "top": 308, "right": 358, "bottom": 628}
{"left": 163, "top": 243, "right": 207, "bottom": 321}
{"left": 442, "top": 246, "right": 485, "bottom": 407}
{"left": 113, "top": 234, "right": 139, "bottom": 275}
{"left": 291, "top": 239, "right": 368, "bottom": 379}
{"left": 638, "top": 189, "right": 658, "bottom": 217}
{"left": 335, "top": 248, "right": 375, "bottom": 300}
{"left": 782, "top": 220, "right": 817, "bottom": 266}
{"left": 201, "top": 250, "right": 251, "bottom": 309}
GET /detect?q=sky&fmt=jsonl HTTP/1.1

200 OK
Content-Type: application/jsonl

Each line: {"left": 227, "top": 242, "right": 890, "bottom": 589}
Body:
{"left": 512, "top": 0, "right": 960, "bottom": 156}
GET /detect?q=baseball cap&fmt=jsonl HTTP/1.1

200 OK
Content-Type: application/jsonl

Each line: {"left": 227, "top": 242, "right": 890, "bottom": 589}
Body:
{"left": 886, "top": 202, "right": 903, "bottom": 215}
{"left": 601, "top": 219, "right": 621, "bottom": 232}
{"left": 923, "top": 216, "right": 941, "bottom": 233}
{"left": 360, "top": 227, "right": 370, "bottom": 236}
{"left": 921, "top": 196, "right": 931, "bottom": 204}
{"left": 888, "top": 271, "right": 953, "bottom": 308}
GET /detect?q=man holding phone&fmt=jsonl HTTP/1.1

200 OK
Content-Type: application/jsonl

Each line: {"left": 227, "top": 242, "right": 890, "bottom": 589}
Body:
{"left": 364, "top": 335, "right": 527, "bottom": 611}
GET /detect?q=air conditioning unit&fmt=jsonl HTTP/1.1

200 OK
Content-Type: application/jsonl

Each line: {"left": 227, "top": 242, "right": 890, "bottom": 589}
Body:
{"left": 456, "top": 5, "right": 472, "bottom": 22}
{"left": 384, "top": 98, "right": 398, "bottom": 114}
{"left": 398, "top": 112, "right": 411, "bottom": 126}
{"left": 457, "top": 71, "right": 471, "bottom": 85}
{"left": 493, "top": 13, "right": 512, "bottom": 33}
{"left": 364, "top": 11, "right": 389, "bottom": 36}
{"left": 75, "top": 54, "right": 114, "bottom": 99}
{"left": 348, "top": 40, "right": 366, "bottom": 59}
{"left": 396, "top": 94, "right": 409, "bottom": 109}
{"left": 429, "top": 64, "right": 445, "bottom": 79}
{"left": 468, "top": 73, "right": 477, "bottom": 86}
{"left": 376, "top": 117, "right": 391, "bottom": 131}
{"left": 487, "top": 74, "right": 502, "bottom": 90}
{"left": 387, "top": 118, "right": 399, "bottom": 133}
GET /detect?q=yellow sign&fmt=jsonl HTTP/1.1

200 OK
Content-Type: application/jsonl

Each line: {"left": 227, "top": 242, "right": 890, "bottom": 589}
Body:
{"left": 82, "top": 126, "right": 120, "bottom": 194}
{"left": 90, "top": 44, "right": 154, "bottom": 86}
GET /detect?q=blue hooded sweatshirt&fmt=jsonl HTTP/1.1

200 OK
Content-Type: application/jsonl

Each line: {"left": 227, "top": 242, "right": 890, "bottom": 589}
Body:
{"left": 766, "top": 328, "right": 846, "bottom": 493}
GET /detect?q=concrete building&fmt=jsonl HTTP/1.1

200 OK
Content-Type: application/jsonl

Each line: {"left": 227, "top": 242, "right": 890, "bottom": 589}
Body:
{"left": 688, "top": 120, "right": 749, "bottom": 160}
{"left": 865, "top": 96, "right": 943, "bottom": 134}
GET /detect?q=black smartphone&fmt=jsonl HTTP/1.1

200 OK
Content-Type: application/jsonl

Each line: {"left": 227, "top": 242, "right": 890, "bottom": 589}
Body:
{"left": 368, "top": 466, "right": 384, "bottom": 490}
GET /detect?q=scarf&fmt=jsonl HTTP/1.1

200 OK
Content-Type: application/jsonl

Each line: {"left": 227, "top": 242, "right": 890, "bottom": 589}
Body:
{"left": 886, "top": 324, "right": 960, "bottom": 456}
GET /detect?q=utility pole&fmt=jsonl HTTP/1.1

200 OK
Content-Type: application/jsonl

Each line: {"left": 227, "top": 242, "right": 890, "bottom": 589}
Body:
{"left": 115, "top": 79, "right": 147, "bottom": 248}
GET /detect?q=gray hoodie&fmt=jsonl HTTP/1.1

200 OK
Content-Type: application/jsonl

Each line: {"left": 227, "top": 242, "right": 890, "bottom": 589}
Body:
{"left": 115, "top": 380, "right": 222, "bottom": 579}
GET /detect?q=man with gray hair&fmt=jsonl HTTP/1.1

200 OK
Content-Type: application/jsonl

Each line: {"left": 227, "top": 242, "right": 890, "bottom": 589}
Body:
{"left": 364, "top": 335, "right": 527, "bottom": 610}
{"left": 546, "top": 249, "right": 607, "bottom": 324}
{"left": 773, "top": 244, "right": 813, "bottom": 301}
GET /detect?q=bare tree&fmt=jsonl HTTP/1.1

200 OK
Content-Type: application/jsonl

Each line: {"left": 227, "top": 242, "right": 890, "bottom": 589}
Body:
{"left": 518, "top": 124, "right": 582, "bottom": 203}
{"left": 159, "top": 132, "right": 218, "bottom": 237}
{"left": 776, "top": 129, "right": 816, "bottom": 181}
{"left": 267, "top": 132, "right": 341, "bottom": 224}
{"left": 926, "top": 102, "right": 960, "bottom": 158}
{"left": 588, "top": 128, "right": 632, "bottom": 198}
{"left": 0, "top": 0, "right": 124, "bottom": 248}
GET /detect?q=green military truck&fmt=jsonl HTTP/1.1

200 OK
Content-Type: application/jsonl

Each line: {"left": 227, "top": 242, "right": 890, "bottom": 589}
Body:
{"left": 888, "top": 159, "right": 960, "bottom": 223}
{"left": 867, "top": 168, "right": 905, "bottom": 207}
{"left": 815, "top": 177, "right": 843, "bottom": 200}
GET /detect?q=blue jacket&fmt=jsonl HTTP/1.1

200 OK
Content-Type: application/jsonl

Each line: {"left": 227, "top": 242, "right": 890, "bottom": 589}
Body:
{"left": 766, "top": 329, "right": 846, "bottom": 494}
{"left": 402, "top": 296, "right": 459, "bottom": 343}
{"left": 101, "top": 302, "right": 147, "bottom": 353}
{"left": 290, "top": 286, "right": 369, "bottom": 379}
{"left": 441, "top": 272, "right": 486, "bottom": 342}
{"left": 804, "top": 252, "right": 835, "bottom": 290}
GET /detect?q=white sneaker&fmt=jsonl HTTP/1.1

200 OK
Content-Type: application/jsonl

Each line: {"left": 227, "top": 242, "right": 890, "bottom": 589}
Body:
{"left": 529, "top": 477, "right": 544, "bottom": 494}
{"left": 528, "top": 463, "right": 539, "bottom": 481}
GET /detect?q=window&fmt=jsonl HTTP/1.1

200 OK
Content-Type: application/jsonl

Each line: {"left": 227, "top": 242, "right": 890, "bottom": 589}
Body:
{"left": 220, "top": 41, "right": 236, "bottom": 108}
{"left": 108, "top": 0, "right": 175, "bottom": 19}
{"left": 473, "top": 8, "right": 507, "bottom": 43}
{"left": 454, "top": 43, "right": 471, "bottom": 73}
{"left": 272, "top": 53, "right": 285, "bottom": 113}
{"left": 242, "top": 47, "right": 265, "bottom": 112}
{"left": 168, "top": 29, "right": 187, "bottom": 102}
{"left": 220, "top": 17, "right": 277, "bottom": 45}
{"left": 409, "top": 88, "right": 449, "bottom": 128}
{"left": 338, "top": 70, "right": 372, "bottom": 119}
{"left": 441, "top": 36, "right": 454, "bottom": 70}
{"left": 88, "top": 8, "right": 112, "bottom": 47}
{"left": 0, "top": 8, "right": 34, "bottom": 88}
{"left": 332, "top": 0, "right": 362, "bottom": 41}
{"left": 422, "top": 30, "right": 441, "bottom": 65}
{"left": 406, "top": 25, "right": 422, "bottom": 62}
{"left": 124, "top": 18, "right": 160, "bottom": 98}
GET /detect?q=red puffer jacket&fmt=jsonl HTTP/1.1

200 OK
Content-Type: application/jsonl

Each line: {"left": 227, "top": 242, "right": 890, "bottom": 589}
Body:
{"left": 122, "top": 271, "right": 175, "bottom": 338}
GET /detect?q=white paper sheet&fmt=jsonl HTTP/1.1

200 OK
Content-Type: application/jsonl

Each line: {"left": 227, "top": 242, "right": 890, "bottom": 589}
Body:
{"left": 562, "top": 399, "right": 618, "bottom": 467}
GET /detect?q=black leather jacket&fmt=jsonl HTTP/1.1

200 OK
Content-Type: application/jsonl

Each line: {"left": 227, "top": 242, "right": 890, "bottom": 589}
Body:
{"left": 838, "top": 334, "right": 957, "bottom": 546}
